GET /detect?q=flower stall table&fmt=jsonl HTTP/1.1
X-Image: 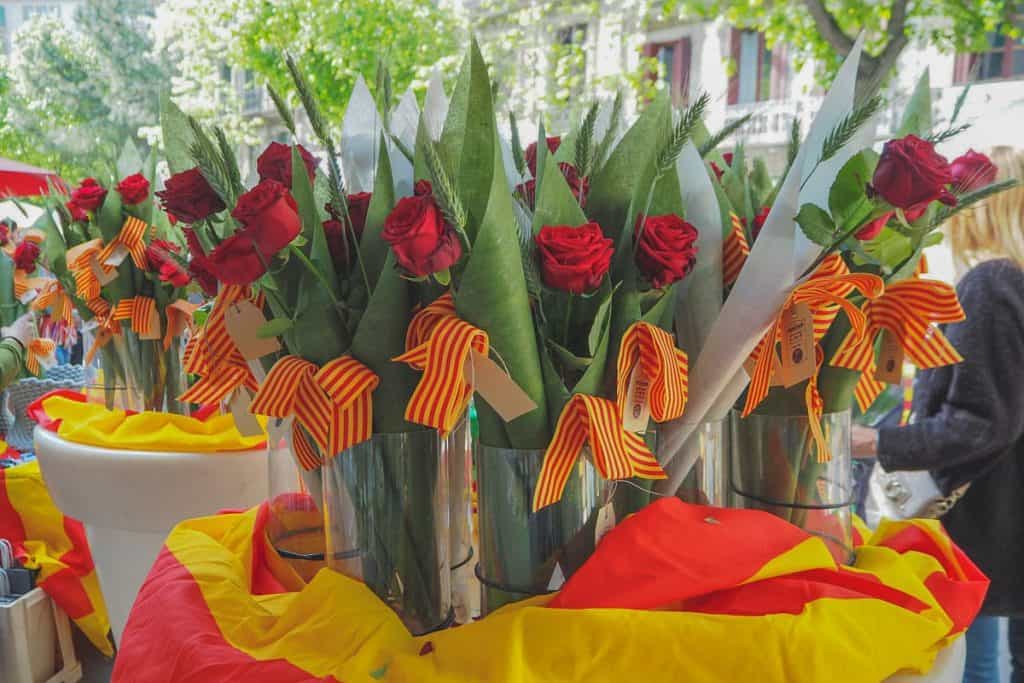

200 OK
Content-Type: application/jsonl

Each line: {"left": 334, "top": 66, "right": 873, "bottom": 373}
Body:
{"left": 110, "top": 498, "right": 983, "bottom": 683}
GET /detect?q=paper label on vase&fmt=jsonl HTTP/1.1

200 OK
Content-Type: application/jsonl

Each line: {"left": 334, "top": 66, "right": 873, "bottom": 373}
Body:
{"left": 778, "top": 302, "right": 815, "bottom": 387}
{"left": 138, "top": 307, "right": 162, "bottom": 341}
{"left": 89, "top": 256, "right": 118, "bottom": 286}
{"left": 103, "top": 243, "right": 129, "bottom": 267}
{"left": 228, "top": 388, "right": 263, "bottom": 437}
{"left": 622, "top": 362, "right": 652, "bottom": 433}
{"left": 18, "top": 289, "right": 37, "bottom": 305}
{"left": 463, "top": 349, "right": 536, "bottom": 422}
{"left": 224, "top": 300, "right": 281, "bottom": 360}
{"left": 594, "top": 502, "right": 616, "bottom": 546}
{"left": 742, "top": 349, "right": 784, "bottom": 387}
{"left": 874, "top": 330, "right": 904, "bottom": 384}
{"left": 547, "top": 563, "right": 566, "bottom": 591}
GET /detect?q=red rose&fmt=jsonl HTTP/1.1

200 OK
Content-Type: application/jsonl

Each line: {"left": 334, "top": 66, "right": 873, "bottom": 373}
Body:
{"left": 230, "top": 179, "right": 302, "bottom": 258}
{"left": 414, "top": 180, "right": 433, "bottom": 196}
{"left": 159, "top": 260, "right": 191, "bottom": 288}
{"left": 70, "top": 178, "right": 107, "bottom": 211}
{"left": 116, "top": 173, "right": 150, "bottom": 205}
{"left": 515, "top": 163, "right": 589, "bottom": 210}
{"left": 13, "top": 241, "right": 40, "bottom": 273}
{"left": 950, "top": 149, "right": 997, "bottom": 192}
{"left": 872, "top": 135, "right": 956, "bottom": 209}
{"left": 256, "top": 142, "right": 319, "bottom": 188}
{"left": 347, "top": 192, "right": 372, "bottom": 237}
{"left": 750, "top": 206, "right": 770, "bottom": 240}
{"left": 0, "top": 224, "right": 8, "bottom": 247}
{"left": 145, "top": 238, "right": 180, "bottom": 270}
{"left": 710, "top": 162, "right": 725, "bottom": 182}
{"left": 535, "top": 222, "right": 613, "bottom": 294}
{"left": 525, "top": 136, "right": 562, "bottom": 177}
{"left": 323, "top": 193, "right": 372, "bottom": 267}
{"left": 722, "top": 152, "right": 734, "bottom": 166}
{"left": 209, "top": 180, "right": 302, "bottom": 285}
{"left": 208, "top": 232, "right": 265, "bottom": 286}
{"left": 156, "top": 168, "right": 226, "bottom": 223}
{"left": 382, "top": 182, "right": 462, "bottom": 277}
{"left": 184, "top": 227, "right": 218, "bottom": 296}
{"left": 66, "top": 200, "right": 88, "bottom": 223}
{"left": 634, "top": 214, "right": 699, "bottom": 289}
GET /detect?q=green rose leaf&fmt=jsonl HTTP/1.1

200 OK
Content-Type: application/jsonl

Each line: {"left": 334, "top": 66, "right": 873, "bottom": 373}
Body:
{"left": 795, "top": 203, "right": 837, "bottom": 247}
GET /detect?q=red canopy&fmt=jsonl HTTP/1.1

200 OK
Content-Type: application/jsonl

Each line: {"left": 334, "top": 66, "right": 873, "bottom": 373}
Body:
{"left": 0, "top": 157, "right": 66, "bottom": 198}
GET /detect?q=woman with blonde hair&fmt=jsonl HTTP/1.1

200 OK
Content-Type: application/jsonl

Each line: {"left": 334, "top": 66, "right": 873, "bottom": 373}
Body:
{"left": 854, "top": 146, "right": 1024, "bottom": 683}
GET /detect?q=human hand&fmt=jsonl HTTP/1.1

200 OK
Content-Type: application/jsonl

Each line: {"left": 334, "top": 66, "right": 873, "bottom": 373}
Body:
{"left": 1, "top": 313, "right": 36, "bottom": 348}
{"left": 851, "top": 425, "right": 878, "bottom": 459}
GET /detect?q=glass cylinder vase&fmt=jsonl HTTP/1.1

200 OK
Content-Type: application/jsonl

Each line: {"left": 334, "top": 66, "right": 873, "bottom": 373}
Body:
{"left": 322, "top": 430, "right": 451, "bottom": 635}
{"left": 729, "top": 409, "right": 854, "bottom": 563}
{"left": 475, "top": 445, "right": 609, "bottom": 615}
{"left": 93, "top": 330, "right": 188, "bottom": 414}
{"left": 672, "top": 418, "right": 729, "bottom": 506}
{"left": 445, "top": 414, "right": 477, "bottom": 623}
{"left": 266, "top": 417, "right": 326, "bottom": 583}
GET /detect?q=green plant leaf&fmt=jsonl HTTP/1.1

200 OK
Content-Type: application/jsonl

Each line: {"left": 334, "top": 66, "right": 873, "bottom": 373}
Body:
{"left": 258, "top": 318, "right": 293, "bottom": 338}
{"left": 116, "top": 139, "right": 144, "bottom": 180}
{"left": 359, "top": 134, "right": 396, "bottom": 287}
{"left": 795, "top": 203, "right": 836, "bottom": 247}
{"left": 531, "top": 153, "right": 588, "bottom": 234}
{"left": 896, "top": 70, "right": 932, "bottom": 138}
{"left": 95, "top": 190, "right": 123, "bottom": 243}
{"left": 547, "top": 339, "right": 592, "bottom": 371}
{"left": 828, "top": 150, "right": 878, "bottom": 230}
{"left": 291, "top": 147, "right": 339, "bottom": 297}
{"left": 586, "top": 96, "right": 670, "bottom": 249}
{"left": 589, "top": 283, "right": 616, "bottom": 356}
{"left": 160, "top": 93, "right": 199, "bottom": 176}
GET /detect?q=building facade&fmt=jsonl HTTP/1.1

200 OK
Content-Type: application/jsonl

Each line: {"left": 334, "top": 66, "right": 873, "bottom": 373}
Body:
{"left": 0, "top": 0, "right": 80, "bottom": 53}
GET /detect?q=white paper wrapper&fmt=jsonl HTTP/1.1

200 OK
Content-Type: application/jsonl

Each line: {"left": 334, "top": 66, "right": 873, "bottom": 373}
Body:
{"left": 656, "top": 36, "right": 870, "bottom": 493}
{"left": 340, "top": 75, "right": 383, "bottom": 194}
{"left": 423, "top": 69, "right": 449, "bottom": 143}
{"left": 390, "top": 87, "right": 419, "bottom": 198}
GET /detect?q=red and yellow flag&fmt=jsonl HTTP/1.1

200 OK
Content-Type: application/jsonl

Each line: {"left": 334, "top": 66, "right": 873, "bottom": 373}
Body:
{"left": 0, "top": 461, "right": 112, "bottom": 656}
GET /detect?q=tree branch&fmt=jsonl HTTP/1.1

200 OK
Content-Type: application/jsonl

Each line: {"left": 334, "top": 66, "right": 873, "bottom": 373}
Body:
{"left": 802, "top": 0, "right": 855, "bottom": 56}
{"left": 857, "top": 0, "right": 911, "bottom": 99}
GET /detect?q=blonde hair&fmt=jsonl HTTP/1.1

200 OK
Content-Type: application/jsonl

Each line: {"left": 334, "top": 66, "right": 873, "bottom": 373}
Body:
{"left": 949, "top": 146, "right": 1024, "bottom": 272}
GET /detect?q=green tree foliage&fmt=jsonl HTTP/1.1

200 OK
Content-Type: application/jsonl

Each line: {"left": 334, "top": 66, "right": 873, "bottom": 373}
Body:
{"left": 664, "top": 0, "right": 1018, "bottom": 95}
{"left": 2, "top": 1, "right": 168, "bottom": 181}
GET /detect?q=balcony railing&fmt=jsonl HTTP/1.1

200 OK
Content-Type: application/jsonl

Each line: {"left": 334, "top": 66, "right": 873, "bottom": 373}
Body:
{"left": 724, "top": 96, "right": 825, "bottom": 149}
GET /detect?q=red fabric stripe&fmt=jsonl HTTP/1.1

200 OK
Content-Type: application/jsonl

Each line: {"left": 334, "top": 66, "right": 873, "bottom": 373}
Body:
{"left": 113, "top": 546, "right": 339, "bottom": 682}
{"left": 38, "top": 567, "right": 94, "bottom": 619}
{"left": 0, "top": 468, "right": 28, "bottom": 547}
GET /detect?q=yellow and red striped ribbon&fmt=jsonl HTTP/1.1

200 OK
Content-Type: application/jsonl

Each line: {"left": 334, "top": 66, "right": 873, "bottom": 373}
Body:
{"left": 831, "top": 277, "right": 965, "bottom": 412}
{"left": 179, "top": 286, "right": 261, "bottom": 405}
{"left": 395, "top": 293, "right": 488, "bottom": 437}
{"left": 24, "top": 338, "right": 56, "bottom": 376}
{"left": 532, "top": 394, "right": 666, "bottom": 511}
{"left": 66, "top": 239, "right": 107, "bottom": 301}
{"left": 13, "top": 270, "right": 46, "bottom": 302}
{"left": 97, "top": 216, "right": 150, "bottom": 270}
{"left": 164, "top": 300, "right": 198, "bottom": 351}
{"left": 249, "top": 355, "right": 379, "bottom": 470}
{"left": 723, "top": 212, "right": 750, "bottom": 287}
{"left": 615, "top": 322, "right": 688, "bottom": 423}
{"left": 32, "top": 280, "right": 74, "bottom": 325}
{"left": 112, "top": 296, "right": 159, "bottom": 340}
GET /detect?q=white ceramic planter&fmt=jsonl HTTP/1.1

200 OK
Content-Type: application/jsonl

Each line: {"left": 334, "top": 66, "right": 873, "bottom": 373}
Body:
{"left": 33, "top": 427, "right": 268, "bottom": 645}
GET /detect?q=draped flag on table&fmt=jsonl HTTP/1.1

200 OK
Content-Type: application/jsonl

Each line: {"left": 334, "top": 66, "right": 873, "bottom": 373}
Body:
{"left": 112, "top": 498, "right": 986, "bottom": 683}
{"left": 0, "top": 461, "right": 112, "bottom": 655}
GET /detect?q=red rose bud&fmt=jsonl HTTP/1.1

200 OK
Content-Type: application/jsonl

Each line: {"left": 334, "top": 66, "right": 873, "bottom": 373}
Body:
{"left": 116, "top": 173, "right": 150, "bottom": 205}
{"left": 145, "top": 238, "right": 180, "bottom": 271}
{"left": 183, "top": 227, "right": 218, "bottom": 296}
{"left": 347, "top": 192, "right": 372, "bottom": 237}
{"left": 872, "top": 135, "right": 956, "bottom": 209}
{"left": 208, "top": 232, "right": 266, "bottom": 286}
{"left": 414, "top": 179, "right": 433, "bottom": 196}
{"left": 66, "top": 200, "right": 88, "bottom": 223}
{"left": 230, "top": 179, "right": 302, "bottom": 260}
{"left": 70, "top": 177, "right": 107, "bottom": 211}
{"left": 950, "top": 149, "right": 997, "bottom": 192}
{"left": 855, "top": 212, "right": 889, "bottom": 241}
{"left": 634, "top": 214, "right": 699, "bottom": 289}
{"left": 751, "top": 206, "right": 771, "bottom": 240}
{"left": 156, "top": 168, "right": 226, "bottom": 223}
{"left": 722, "top": 152, "right": 734, "bottom": 166}
{"left": 13, "top": 241, "right": 40, "bottom": 273}
{"left": 710, "top": 161, "right": 725, "bottom": 182}
{"left": 515, "top": 164, "right": 588, "bottom": 210}
{"left": 256, "top": 141, "right": 319, "bottom": 188}
{"left": 525, "top": 136, "right": 562, "bottom": 177}
{"left": 535, "top": 222, "right": 613, "bottom": 294}
{"left": 383, "top": 187, "right": 462, "bottom": 277}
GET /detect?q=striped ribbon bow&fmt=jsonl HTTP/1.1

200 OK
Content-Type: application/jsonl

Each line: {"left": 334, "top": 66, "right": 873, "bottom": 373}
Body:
{"left": 743, "top": 255, "right": 884, "bottom": 460}
{"left": 31, "top": 280, "right": 74, "bottom": 325}
{"left": 395, "top": 293, "right": 488, "bottom": 437}
{"left": 164, "top": 300, "right": 198, "bottom": 351}
{"left": 179, "top": 286, "right": 261, "bottom": 405}
{"left": 532, "top": 394, "right": 666, "bottom": 511}
{"left": 112, "top": 296, "right": 160, "bottom": 340}
{"left": 25, "top": 338, "right": 56, "bottom": 376}
{"left": 831, "top": 277, "right": 965, "bottom": 412}
{"left": 98, "top": 216, "right": 150, "bottom": 270}
{"left": 615, "top": 322, "right": 689, "bottom": 424}
{"left": 13, "top": 271, "right": 47, "bottom": 303}
{"left": 250, "top": 355, "right": 379, "bottom": 470}
{"left": 66, "top": 239, "right": 109, "bottom": 301}
{"left": 723, "top": 212, "right": 750, "bottom": 287}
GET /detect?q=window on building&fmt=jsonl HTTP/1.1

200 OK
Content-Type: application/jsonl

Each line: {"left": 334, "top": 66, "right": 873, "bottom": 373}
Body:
{"left": 728, "top": 29, "right": 789, "bottom": 105}
{"left": 0, "top": 7, "right": 6, "bottom": 28}
{"left": 643, "top": 38, "right": 692, "bottom": 106}
{"left": 242, "top": 70, "right": 262, "bottom": 113}
{"left": 22, "top": 5, "right": 61, "bottom": 20}
{"left": 954, "top": 20, "right": 1024, "bottom": 83}
{"left": 551, "top": 23, "right": 588, "bottom": 104}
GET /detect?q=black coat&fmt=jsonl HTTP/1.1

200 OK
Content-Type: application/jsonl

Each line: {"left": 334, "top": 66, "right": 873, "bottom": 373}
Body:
{"left": 878, "top": 258, "right": 1024, "bottom": 616}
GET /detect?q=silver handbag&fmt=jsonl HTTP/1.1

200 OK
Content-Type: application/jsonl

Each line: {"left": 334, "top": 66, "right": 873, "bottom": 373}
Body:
{"left": 865, "top": 463, "right": 969, "bottom": 527}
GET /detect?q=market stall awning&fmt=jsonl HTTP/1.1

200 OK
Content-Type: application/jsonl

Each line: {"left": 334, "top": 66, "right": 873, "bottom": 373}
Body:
{"left": 0, "top": 157, "right": 66, "bottom": 198}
